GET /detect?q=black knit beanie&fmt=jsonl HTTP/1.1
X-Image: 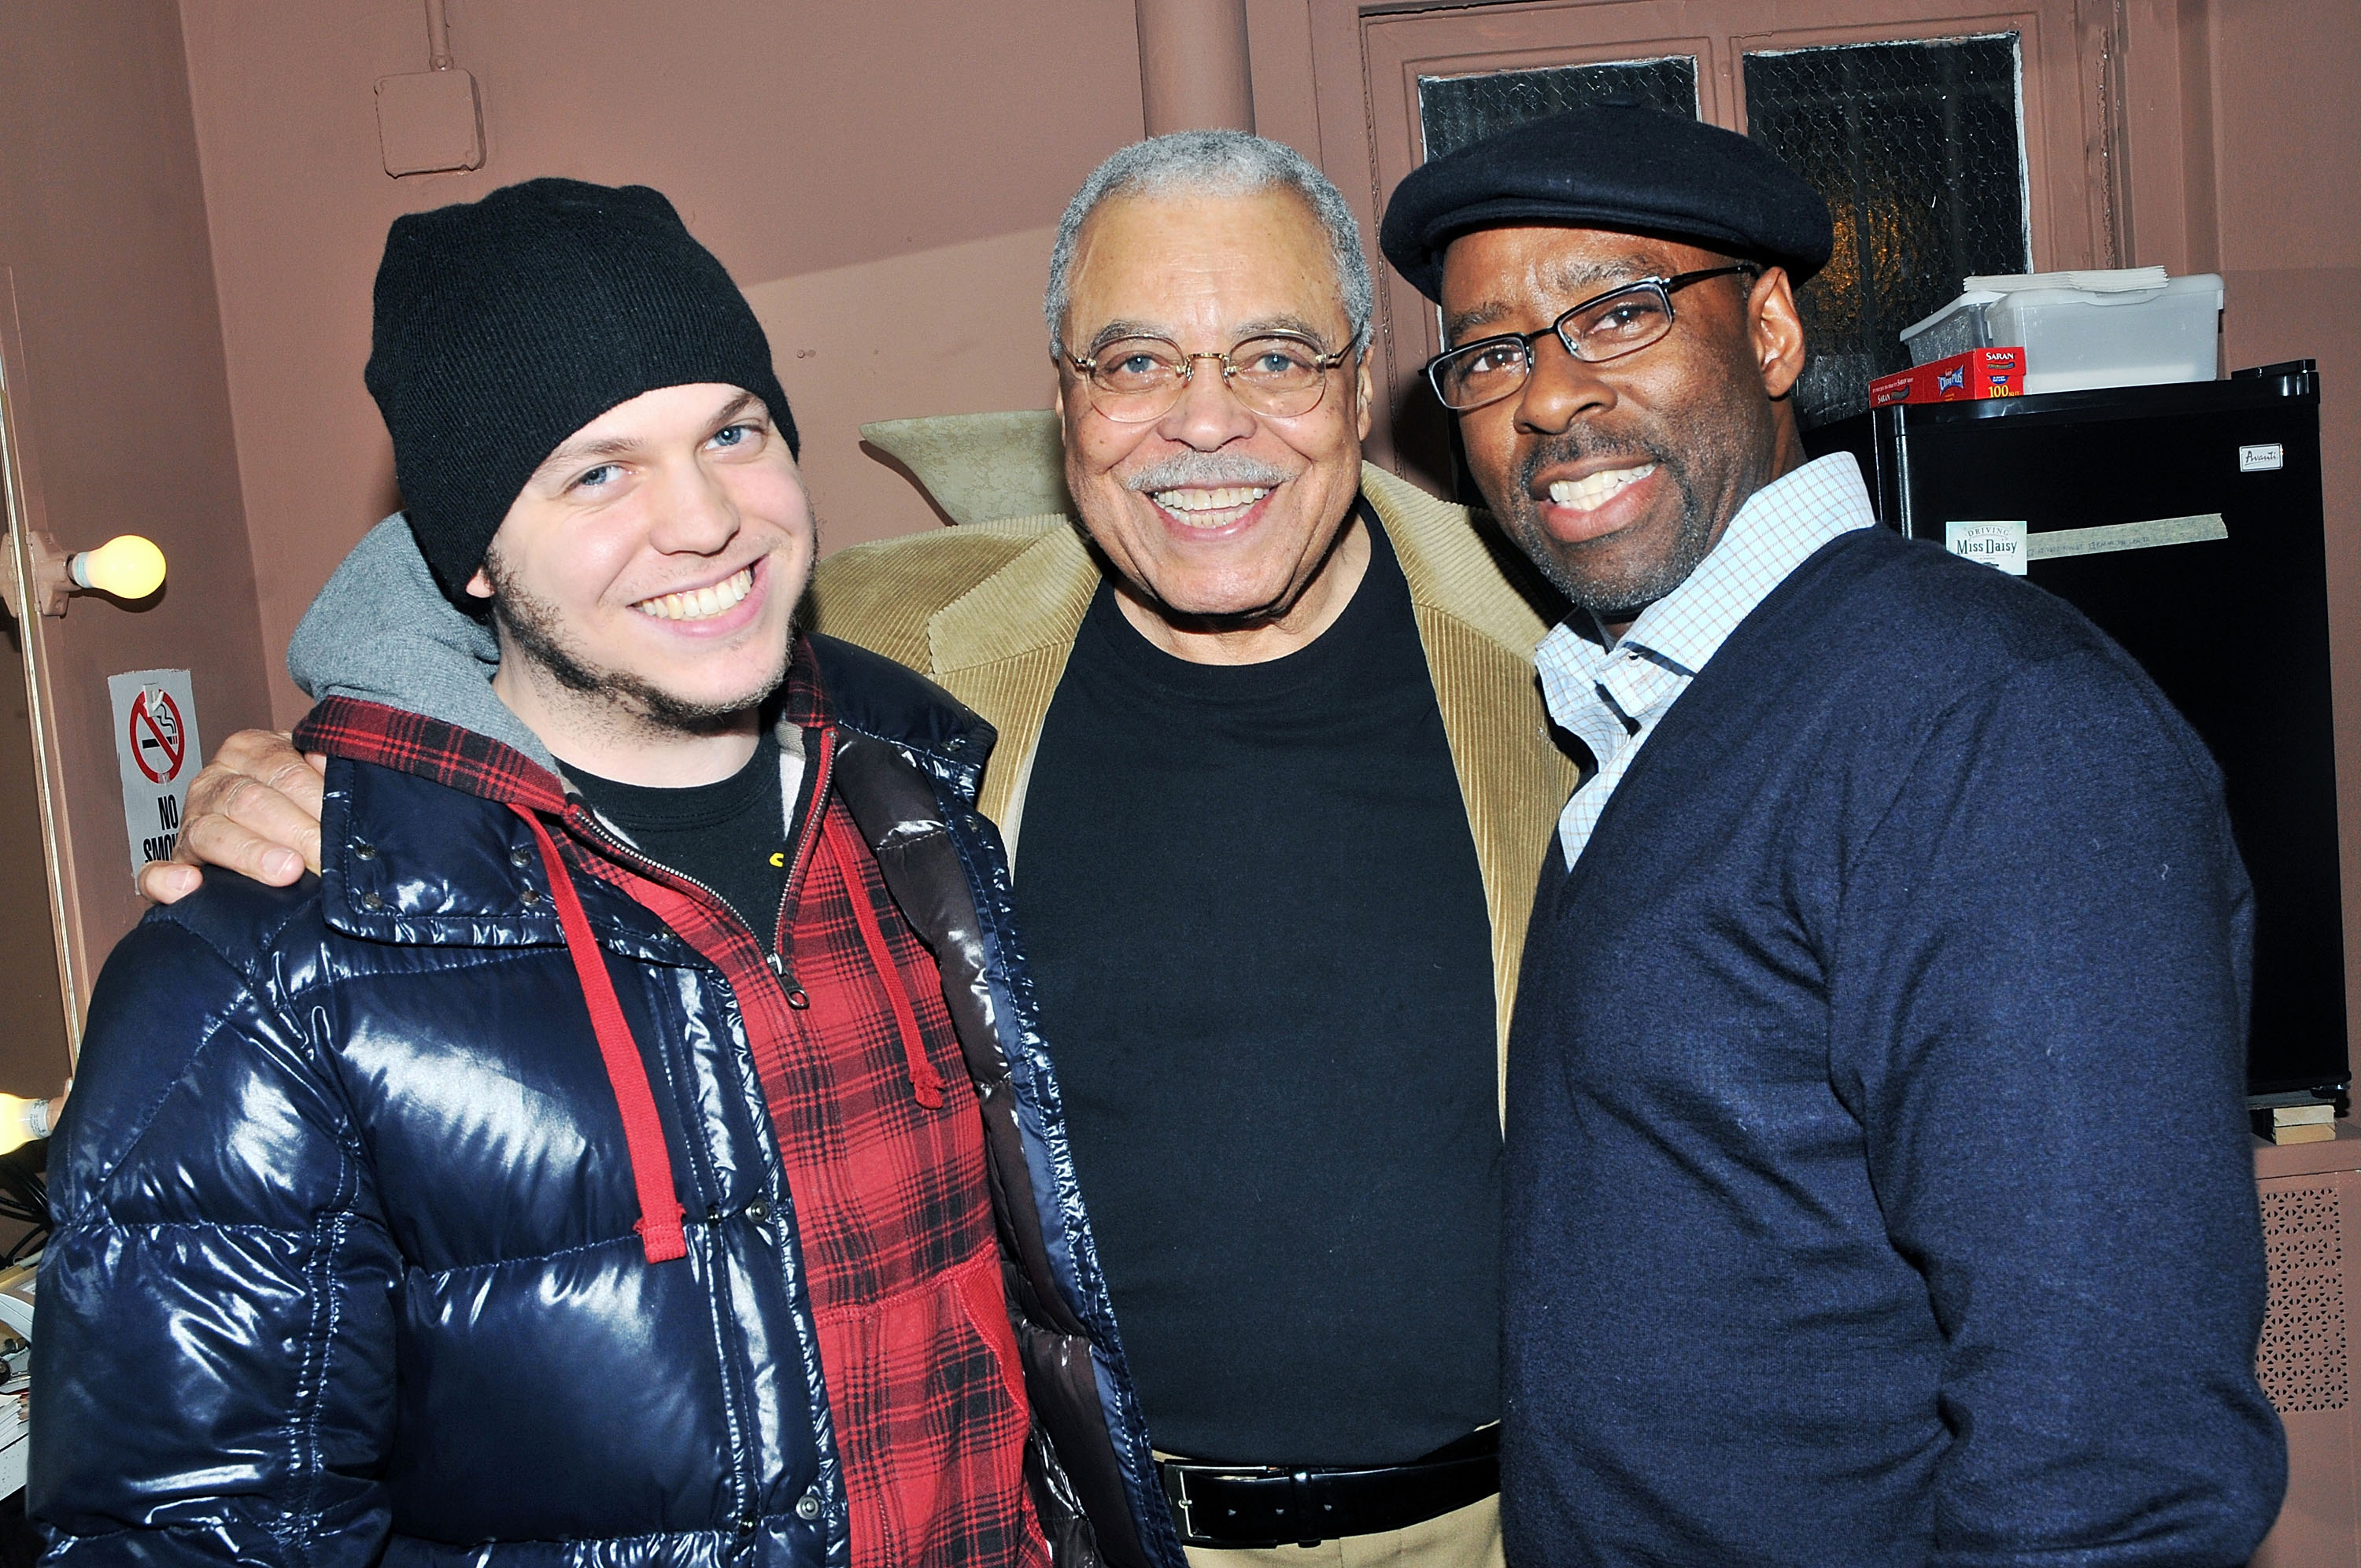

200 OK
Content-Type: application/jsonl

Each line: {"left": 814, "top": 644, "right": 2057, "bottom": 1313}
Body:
{"left": 364, "top": 177, "right": 798, "bottom": 602}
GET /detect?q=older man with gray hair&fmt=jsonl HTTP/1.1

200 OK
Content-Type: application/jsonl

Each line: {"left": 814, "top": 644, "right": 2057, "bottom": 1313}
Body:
{"left": 811, "top": 133, "right": 1572, "bottom": 1565}
{"left": 149, "top": 132, "right": 1575, "bottom": 1567}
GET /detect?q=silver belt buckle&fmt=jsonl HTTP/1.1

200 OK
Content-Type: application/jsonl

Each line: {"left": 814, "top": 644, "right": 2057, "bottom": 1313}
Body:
{"left": 1162, "top": 1461, "right": 1301, "bottom": 1548}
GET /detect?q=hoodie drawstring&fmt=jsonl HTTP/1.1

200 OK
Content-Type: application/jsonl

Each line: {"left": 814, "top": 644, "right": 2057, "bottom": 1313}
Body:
{"left": 820, "top": 809, "right": 946, "bottom": 1111}
{"left": 512, "top": 804, "right": 689, "bottom": 1264}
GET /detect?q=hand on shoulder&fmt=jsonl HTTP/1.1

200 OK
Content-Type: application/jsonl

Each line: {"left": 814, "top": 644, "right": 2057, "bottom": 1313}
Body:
{"left": 137, "top": 728, "right": 327, "bottom": 905}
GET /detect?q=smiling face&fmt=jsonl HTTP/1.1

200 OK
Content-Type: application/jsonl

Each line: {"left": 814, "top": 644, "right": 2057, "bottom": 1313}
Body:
{"left": 465, "top": 382, "right": 814, "bottom": 775}
{"left": 1057, "top": 187, "right": 1375, "bottom": 659}
{"left": 1439, "top": 225, "right": 1807, "bottom": 625}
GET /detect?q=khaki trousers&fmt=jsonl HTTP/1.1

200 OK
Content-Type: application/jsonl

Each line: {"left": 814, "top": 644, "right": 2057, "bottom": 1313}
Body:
{"left": 1177, "top": 1492, "right": 1502, "bottom": 1568}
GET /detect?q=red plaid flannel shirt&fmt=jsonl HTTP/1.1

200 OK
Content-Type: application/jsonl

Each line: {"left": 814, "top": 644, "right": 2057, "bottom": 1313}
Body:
{"left": 297, "top": 640, "right": 1045, "bottom": 1568}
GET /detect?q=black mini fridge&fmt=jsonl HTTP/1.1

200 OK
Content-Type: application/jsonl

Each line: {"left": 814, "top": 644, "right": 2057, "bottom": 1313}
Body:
{"left": 1808, "top": 361, "right": 2348, "bottom": 1103}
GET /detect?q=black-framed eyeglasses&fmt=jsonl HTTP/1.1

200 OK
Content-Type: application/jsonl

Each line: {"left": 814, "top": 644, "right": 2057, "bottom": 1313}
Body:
{"left": 1423, "top": 265, "right": 1760, "bottom": 412}
{"left": 1066, "top": 332, "right": 1354, "bottom": 423}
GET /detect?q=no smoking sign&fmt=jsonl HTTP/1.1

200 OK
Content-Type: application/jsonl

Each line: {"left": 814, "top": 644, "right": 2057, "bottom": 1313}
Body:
{"left": 108, "top": 669, "right": 205, "bottom": 876}
{"left": 128, "top": 685, "right": 189, "bottom": 784}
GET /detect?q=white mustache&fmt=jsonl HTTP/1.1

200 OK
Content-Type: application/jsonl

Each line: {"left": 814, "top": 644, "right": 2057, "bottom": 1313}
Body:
{"left": 1124, "top": 454, "right": 1296, "bottom": 493}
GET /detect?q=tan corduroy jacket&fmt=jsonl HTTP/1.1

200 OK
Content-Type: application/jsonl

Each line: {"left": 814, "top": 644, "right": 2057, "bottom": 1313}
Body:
{"left": 807, "top": 462, "right": 1579, "bottom": 1095}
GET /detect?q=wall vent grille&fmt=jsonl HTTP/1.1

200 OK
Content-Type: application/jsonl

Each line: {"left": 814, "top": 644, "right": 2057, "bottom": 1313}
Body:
{"left": 2259, "top": 1182, "right": 2348, "bottom": 1414}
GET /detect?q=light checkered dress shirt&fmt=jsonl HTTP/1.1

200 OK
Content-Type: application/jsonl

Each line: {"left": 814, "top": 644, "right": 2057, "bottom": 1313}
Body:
{"left": 1536, "top": 453, "right": 1878, "bottom": 870}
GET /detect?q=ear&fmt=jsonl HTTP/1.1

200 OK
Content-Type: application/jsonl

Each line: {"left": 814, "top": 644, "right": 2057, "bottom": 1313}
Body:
{"left": 464, "top": 566, "right": 494, "bottom": 600}
{"left": 1750, "top": 267, "right": 1809, "bottom": 400}
{"left": 1353, "top": 352, "right": 1375, "bottom": 442}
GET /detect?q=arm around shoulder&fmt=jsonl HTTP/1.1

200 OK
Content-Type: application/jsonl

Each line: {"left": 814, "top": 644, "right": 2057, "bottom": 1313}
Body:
{"left": 138, "top": 730, "right": 327, "bottom": 906}
{"left": 31, "top": 914, "right": 400, "bottom": 1568}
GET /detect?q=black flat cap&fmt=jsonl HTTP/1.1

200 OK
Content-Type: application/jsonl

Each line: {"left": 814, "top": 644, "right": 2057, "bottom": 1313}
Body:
{"left": 1379, "top": 101, "right": 1834, "bottom": 301}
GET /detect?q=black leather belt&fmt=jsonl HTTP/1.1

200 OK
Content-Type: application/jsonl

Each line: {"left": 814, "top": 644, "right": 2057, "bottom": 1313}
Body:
{"left": 1157, "top": 1427, "right": 1499, "bottom": 1549}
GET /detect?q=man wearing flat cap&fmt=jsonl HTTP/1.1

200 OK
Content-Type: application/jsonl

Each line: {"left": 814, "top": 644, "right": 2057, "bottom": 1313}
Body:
{"left": 1380, "top": 102, "right": 2285, "bottom": 1565}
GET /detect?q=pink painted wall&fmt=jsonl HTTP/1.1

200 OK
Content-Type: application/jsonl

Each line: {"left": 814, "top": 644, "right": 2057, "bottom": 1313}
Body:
{"left": 173, "top": 0, "right": 1147, "bottom": 722}
{"left": 0, "top": 0, "right": 274, "bottom": 1021}
{"left": 5, "top": 0, "right": 2353, "bottom": 1024}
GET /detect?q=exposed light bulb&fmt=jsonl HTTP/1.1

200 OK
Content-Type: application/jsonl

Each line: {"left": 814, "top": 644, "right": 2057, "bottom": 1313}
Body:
{"left": 68, "top": 534, "right": 167, "bottom": 600}
{"left": 0, "top": 1094, "right": 54, "bottom": 1157}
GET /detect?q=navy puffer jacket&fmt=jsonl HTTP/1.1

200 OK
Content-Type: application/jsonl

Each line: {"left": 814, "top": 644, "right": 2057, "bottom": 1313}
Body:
{"left": 31, "top": 635, "right": 1186, "bottom": 1568}
{"left": 36, "top": 747, "right": 845, "bottom": 1567}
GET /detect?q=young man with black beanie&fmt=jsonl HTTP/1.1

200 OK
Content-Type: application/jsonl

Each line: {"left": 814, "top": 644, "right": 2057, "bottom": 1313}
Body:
{"left": 31, "top": 179, "right": 1179, "bottom": 1568}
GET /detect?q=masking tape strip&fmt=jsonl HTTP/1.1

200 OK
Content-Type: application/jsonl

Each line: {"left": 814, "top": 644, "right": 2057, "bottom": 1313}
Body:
{"left": 2027, "top": 513, "right": 2227, "bottom": 561}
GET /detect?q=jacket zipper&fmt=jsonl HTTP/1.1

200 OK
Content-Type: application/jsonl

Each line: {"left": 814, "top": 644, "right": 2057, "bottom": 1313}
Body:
{"left": 770, "top": 728, "right": 838, "bottom": 998}
{"left": 560, "top": 726, "right": 830, "bottom": 980}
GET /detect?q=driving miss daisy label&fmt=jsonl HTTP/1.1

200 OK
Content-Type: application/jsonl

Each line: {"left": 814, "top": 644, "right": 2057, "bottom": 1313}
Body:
{"left": 1945, "top": 519, "right": 2028, "bottom": 576}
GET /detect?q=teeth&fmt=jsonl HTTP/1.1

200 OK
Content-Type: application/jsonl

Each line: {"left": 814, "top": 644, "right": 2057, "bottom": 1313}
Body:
{"left": 634, "top": 566, "right": 752, "bottom": 622}
{"left": 1546, "top": 463, "right": 1657, "bottom": 512}
{"left": 1150, "top": 485, "right": 1272, "bottom": 516}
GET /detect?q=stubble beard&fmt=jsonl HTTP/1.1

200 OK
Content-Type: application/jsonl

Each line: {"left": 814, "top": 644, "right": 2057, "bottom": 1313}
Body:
{"left": 1494, "top": 391, "right": 1776, "bottom": 625}
{"left": 482, "top": 549, "right": 793, "bottom": 740}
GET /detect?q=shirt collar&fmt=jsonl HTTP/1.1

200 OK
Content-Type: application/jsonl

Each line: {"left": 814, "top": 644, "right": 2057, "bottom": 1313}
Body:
{"left": 1544, "top": 452, "right": 1876, "bottom": 684}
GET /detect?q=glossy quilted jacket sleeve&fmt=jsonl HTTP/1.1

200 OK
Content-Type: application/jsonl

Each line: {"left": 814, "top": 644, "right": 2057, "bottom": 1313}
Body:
{"left": 31, "top": 902, "right": 402, "bottom": 1568}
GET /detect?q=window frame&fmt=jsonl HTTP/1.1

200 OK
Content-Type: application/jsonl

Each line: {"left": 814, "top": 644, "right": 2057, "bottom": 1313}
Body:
{"left": 1298, "top": 0, "right": 2117, "bottom": 489}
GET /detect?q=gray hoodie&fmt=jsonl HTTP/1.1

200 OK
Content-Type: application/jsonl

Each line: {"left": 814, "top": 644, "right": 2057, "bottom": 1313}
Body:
{"left": 287, "top": 514, "right": 549, "bottom": 769}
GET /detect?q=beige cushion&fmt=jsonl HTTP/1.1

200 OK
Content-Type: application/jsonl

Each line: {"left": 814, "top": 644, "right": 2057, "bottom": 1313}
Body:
{"left": 859, "top": 410, "right": 1073, "bottom": 526}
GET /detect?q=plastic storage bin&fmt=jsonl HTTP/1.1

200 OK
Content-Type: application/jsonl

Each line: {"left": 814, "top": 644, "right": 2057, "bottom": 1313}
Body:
{"left": 1901, "top": 273, "right": 2223, "bottom": 394}
{"left": 1899, "top": 290, "right": 2004, "bottom": 361}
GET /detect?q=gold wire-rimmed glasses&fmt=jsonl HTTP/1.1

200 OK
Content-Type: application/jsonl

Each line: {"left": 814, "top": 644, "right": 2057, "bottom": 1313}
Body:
{"left": 1423, "top": 264, "right": 1759, "bottom": 412}
{"left": 1066, "top": 332, "right": 1353, "bottom": 423}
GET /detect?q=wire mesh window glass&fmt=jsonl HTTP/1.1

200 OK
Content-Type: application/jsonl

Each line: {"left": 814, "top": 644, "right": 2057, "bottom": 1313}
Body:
{"left": 1743, "top": 35, "right": 2031, "bottom": 427}
{"left": 1419, "top": 57, "right": 1698, "bottom": 160}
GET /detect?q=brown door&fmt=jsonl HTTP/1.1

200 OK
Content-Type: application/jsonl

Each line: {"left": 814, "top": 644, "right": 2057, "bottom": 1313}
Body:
{"left": 1305, "top": 0, "right": 2113, "bottom": 497}
{"left": 0, "top": 347, "right": 81, "bottom": 1101}
{"left": 0, "top": 600, "right": 70, "bottom": 1254}
{"left": 0, "top": 625, "right": 69, "bottom": 1085}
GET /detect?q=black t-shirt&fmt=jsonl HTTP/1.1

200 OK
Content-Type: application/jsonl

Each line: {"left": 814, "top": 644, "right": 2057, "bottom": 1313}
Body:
{"left": 1016, "top": 507, "right": 1502, "bottom": 1467}
{"left": 568, "top": 729, "right": 799, "bottom": 943}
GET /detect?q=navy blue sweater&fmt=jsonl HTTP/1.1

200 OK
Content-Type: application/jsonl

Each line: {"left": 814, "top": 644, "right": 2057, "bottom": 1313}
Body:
{"left": 1504, "top": 524, "right": 2285, "bottom": 1566}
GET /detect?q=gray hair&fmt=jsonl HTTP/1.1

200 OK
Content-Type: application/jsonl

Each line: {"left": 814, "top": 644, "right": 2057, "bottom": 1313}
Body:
{"left": 1044, "top": 131, "right": 1373, "bottom": 360}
